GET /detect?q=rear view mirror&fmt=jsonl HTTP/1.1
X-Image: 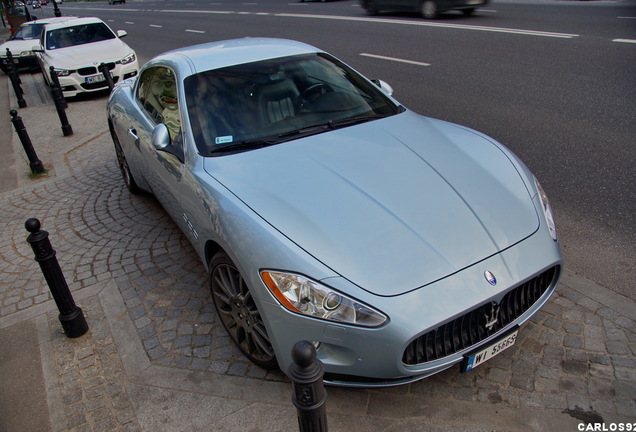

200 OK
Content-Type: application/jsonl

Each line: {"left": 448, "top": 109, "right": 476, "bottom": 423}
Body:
{"left": 371, "top": 79, "right": 394, "bottom": 97}
{"left": 117, "top": 30, "right": 128, "bottom": 38}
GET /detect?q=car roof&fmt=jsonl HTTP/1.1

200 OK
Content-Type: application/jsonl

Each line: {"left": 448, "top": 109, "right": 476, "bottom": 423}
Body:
{"left": 152, "top": 38, "right": 322, "bottom": 75}
{"left": 21, "top": 16, "right": 78, "bottom": 26}
{"left": 43, "top": 16, "right": 106, "bottom": 31}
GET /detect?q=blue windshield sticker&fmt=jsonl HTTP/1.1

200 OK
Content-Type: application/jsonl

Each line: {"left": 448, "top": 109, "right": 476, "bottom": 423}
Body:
{"left": 215, "top": 136, "right": 233, "bottom": 145}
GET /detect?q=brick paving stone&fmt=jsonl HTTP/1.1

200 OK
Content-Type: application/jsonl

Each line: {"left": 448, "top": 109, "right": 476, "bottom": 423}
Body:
{"left": 1, "top": 92, "right": 635, "bottom": 430}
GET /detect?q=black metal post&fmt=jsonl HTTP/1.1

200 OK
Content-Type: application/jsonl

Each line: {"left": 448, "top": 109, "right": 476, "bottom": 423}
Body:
{"left": 99, "top": 62, "right": 115, "bottom": 92}
{"left": 288, "top": 341, "right": 328, "bottom": 432}
{"left": 49, "top": 82, "right": 73, "bottom": 136}
{"left": 5, "top": 48, "right": 21, "bottom": 82}
{"left": 10, "top": 110, "right": 44, "bottom": 174}
{"left": 25, "top": 218, "right": 89, "bottom": 338}
{"left": 6, "top": 50, "right": 26, "bottom": 108}
{"left": 52, "top": 0, "right": 61, "bottom": 17}
{"left": 49, "top": 66, "right": 67, "bottom": 109}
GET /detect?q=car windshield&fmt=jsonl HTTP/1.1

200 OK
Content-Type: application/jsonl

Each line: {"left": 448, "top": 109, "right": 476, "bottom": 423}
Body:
{"left": 184, "top": 53, "right": 402, "bottom": 156}
{"left": 11, "top": 23, "right": 44, "bottom": 40}
{"left": 46, "top": 22, "right": 116, "bottom": 50}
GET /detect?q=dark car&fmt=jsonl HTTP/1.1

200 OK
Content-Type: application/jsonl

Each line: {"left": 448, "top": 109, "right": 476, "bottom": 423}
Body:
{"left": 360, "top": 0, "right": 488, "bottom": 19}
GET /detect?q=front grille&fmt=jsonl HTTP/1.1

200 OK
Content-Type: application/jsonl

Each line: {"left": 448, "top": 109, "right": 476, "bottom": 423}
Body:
{"left": 78, "top": 66, "right": 97, "bottom": 76}
{"left": 402, "top": 266, "right": 559, "bottom": 366}
{"left": 77, "top": 62, "right": 115, "bottom": 76}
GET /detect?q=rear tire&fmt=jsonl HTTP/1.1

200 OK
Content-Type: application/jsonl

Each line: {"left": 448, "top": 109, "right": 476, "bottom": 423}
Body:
{"left": 364, "top": 0, "right": 378, "bottom": 15}
{"left": 109, "top": 121, "right": 141, "bottom": 194}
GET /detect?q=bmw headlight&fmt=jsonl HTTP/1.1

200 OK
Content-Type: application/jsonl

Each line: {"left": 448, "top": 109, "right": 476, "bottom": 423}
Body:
{"left": 53, "top": 68, "right": 72, "bottom": 77}
{"left": 120, "top": 52, "right": 136, "bottom": 65}
{"left": 534, "top": 177, "right": 557, "bottom": 241}
{"left": 261, "top": 271, "right": 387, "bottom": 327}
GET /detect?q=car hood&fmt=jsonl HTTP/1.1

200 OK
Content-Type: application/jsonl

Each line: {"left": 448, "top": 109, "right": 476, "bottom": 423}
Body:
{"left": 204, "top": 112, "right": 539, "bottom": 296}
{"left": 0, "top": 40, "right": 37, "bottom": 56}
{"left": 46, "top": 39, "right": 132, "bottom": 68}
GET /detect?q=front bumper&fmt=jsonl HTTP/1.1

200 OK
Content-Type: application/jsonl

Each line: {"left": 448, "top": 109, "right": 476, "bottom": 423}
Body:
{"left": 258, "top": 223, "right": 562, "bottom": 387}
{"left": 56, "top": 60, "right": 139, "bottom": 97}
{"left": 0, "top": 54, "right": 40, "bottom": 73}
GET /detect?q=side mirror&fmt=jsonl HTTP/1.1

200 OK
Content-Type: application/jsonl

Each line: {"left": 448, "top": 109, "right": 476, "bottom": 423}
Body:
{"left": 116, "top": 30, "right": 128, "bottom": 38}
{"left": 371, "top": 79, "right": 394, "bottom": 97}
{"left": 151, "top": 124, "right": 171, "bottom": 150}
{"left": 152, "top": 123, "right": 184, "bottom": 162}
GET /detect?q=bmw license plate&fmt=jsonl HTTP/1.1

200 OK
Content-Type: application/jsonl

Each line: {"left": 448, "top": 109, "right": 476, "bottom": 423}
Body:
{"left": 462, "top": 328, "right": 518, "bottom": 372}
{"left": 85, "top": 74, "right": 106, "bottom": 84}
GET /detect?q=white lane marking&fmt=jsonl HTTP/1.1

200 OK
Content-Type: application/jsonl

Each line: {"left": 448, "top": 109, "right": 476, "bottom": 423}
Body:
{"left": 360, "top": 53, "right": 431, "bottom": 67}
{"left": 59, "top": 7, "right": 581, "bottom": 39}
{"left": 185, "top": 29, "right": 206, "bottom": 33}
{"left": 149, "top": 24, "right": 163, "bottom": 28}
{"left": 125, "top": 21, "right": 135, "bottom": 24}
{"left": 613, "top": 39, "right": 636, "bottom": 44}
{"left": 276, "top": 13, "right": 580, "bottom": 38}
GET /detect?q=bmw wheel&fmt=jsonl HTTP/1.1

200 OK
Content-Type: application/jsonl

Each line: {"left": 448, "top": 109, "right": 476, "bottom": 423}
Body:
{"left": 209, "top": 251, "right": 277, "bottom": 369}
{"left": 421, "top": 0, "right": 438, "bottom": 19}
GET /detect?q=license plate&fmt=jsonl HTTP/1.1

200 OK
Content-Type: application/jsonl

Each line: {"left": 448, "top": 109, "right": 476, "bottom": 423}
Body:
{"left": 462, "top": 329, "right": 518, "bottom": 372}
{"left": 85, "top": 74, "right": 106, "bottom": 84}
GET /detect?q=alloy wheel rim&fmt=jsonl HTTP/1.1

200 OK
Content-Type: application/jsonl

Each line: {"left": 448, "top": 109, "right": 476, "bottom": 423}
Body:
{"left": 211, "top": 263, "right": 275, "bottom": 363}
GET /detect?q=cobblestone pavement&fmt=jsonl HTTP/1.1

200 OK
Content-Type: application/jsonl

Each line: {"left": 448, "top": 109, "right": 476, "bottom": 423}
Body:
{"left": 0, "top": 71, "right": 634, "bottom": 432}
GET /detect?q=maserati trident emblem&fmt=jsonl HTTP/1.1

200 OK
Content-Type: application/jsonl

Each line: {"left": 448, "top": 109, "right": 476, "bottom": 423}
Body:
{"left": 484, "top": 271, "right": 497, "bottom": 286}
{"left": 484, "top": 302, "right": 500, "bottom": 331}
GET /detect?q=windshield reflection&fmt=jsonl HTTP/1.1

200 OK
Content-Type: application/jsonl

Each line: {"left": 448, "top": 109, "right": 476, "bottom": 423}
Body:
{"left": 185, "top": 53, "right": 401, "bottom": 156}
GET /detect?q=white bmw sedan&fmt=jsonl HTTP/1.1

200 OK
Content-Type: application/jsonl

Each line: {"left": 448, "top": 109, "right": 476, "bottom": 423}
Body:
{"left": 0, "top": 17, "right": 76, "bottom": 74}
{"left": 34, "top": 17, "right": 139, "bottom": 98}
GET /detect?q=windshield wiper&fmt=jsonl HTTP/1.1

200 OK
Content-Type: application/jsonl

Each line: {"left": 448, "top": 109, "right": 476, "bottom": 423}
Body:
{"left": 209, "top": 136, "right": 282, "bottom": 154}
{"left": 277, "top": 114, "right": 385, "bottom": 140}
{"left": 327, "top": 114, "right": 385, "bottom": 129}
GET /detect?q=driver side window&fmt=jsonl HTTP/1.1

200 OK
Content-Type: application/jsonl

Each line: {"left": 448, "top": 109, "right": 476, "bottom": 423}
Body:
{"left": 137, "top": 66, "right": 182, "bottom": 143}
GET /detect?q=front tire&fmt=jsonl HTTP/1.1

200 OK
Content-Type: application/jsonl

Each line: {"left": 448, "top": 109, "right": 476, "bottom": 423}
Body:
{"left": 209, "top": 251, "right": 278, "bottom": 369}
{"left": 421, "top": 0, "right": 438, "bottom": 19}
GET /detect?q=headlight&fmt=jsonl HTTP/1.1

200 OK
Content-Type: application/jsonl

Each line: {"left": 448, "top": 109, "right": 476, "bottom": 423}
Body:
{"left": 53, "top": 68, "right": 72, "bottom": 77}
{"left": 261, "top": 271, "right": 388, "bottom": 327}
{"left": 534, "top": 177, "right": 557, "bottom": 241}
{"left": 120, "top": 52, "right": 136, "bottom": 65}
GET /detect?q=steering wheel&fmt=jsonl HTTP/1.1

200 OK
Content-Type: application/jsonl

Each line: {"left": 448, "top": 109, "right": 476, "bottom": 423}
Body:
{"left": 296, "top": 83, "right": 332, "bottom": 112}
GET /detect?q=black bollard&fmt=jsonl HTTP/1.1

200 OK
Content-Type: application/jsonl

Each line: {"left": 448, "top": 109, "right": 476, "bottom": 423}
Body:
{"left": 50, "top": 82, "right": 73, "bottom": 136}
{"left": 52, "top": 0, "right": 61, "bottom": 17}
{"left": 10, "top": 110, "right": 45, "bottom": 174}
{"left": 25, "top": 218, "right": 89, "bottom": 338}
{"left": 99, "top": 62, "right": 115, "bottom": 92}
{"left": 49, "top": 66, "right": 67, "bottom": 109}
{"left": 5, "top": 48, "right": 21, "bottom": 82}
{"left": 288, "top": 341, "right": 328, "bottom": 432}
{"left": 6, "top": 50, "right": 27, "bottom": 108}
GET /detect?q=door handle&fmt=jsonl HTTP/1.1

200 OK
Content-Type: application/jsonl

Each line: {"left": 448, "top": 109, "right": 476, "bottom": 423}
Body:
{"left": 128, "top": 128, "right": 138, "bottom": 140}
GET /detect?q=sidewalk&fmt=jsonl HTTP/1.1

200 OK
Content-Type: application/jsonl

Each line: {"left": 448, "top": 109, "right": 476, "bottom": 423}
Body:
{"left": 0, "top": 52, "right": 634, "bottom": 431}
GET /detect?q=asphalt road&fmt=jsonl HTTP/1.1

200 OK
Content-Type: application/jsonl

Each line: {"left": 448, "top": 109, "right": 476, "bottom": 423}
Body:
{"left": 31, "top": 0, "right": 636, "bottom": 300}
